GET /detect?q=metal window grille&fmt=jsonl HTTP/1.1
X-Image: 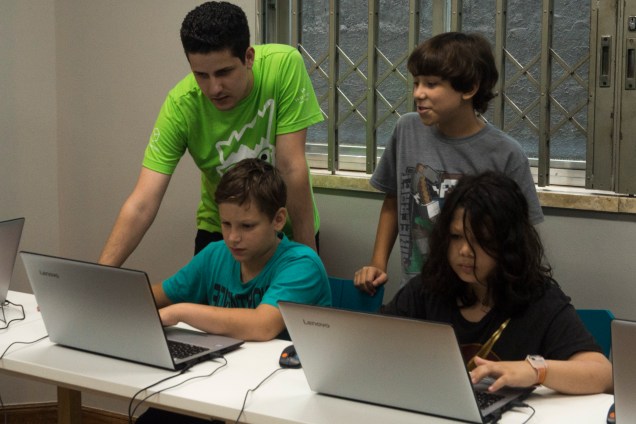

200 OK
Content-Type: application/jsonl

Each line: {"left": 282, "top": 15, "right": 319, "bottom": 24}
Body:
{"left": 260, "top": 0, "right": 636, "bottom": 193}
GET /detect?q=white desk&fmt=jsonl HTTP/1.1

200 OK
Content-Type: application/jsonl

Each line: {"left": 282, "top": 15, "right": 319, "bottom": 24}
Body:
{"left": 0, "top": 291, "right": 614, "bottom": 424}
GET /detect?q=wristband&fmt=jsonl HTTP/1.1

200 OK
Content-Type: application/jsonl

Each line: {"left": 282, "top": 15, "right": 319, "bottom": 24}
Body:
{"left": 526, "top": 354, "right": 548, "bottom": 385}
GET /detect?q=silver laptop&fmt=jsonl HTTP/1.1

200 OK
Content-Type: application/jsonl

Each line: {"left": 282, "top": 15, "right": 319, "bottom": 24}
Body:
{"left": 0, "top": 218, "right": 25, "bottom": 304}
{"left": 279, "top": 302, "right": 533, "bottom": 423}
{"left": 20, "top": 251, "right": 243, "bottom": 371}
{"left": 611, "top": 319, "right": 636, "bottom": 423}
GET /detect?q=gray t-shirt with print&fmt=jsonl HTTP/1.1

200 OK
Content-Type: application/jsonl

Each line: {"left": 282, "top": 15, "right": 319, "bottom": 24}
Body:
{"left": 371, "top": 112, "right": 544, "bottom": 286}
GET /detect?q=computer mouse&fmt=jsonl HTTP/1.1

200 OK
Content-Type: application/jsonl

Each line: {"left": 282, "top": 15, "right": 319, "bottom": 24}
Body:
{"left": 279, "top": 344, "right": 301, "bottom": 368}
{"left": 607, "top": 403, "right": 615, "bottom": 424}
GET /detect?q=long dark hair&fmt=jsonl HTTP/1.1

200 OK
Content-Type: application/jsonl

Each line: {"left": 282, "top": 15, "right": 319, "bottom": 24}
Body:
{"left": 421, "top": 171, "right": 551, "bottom": 316}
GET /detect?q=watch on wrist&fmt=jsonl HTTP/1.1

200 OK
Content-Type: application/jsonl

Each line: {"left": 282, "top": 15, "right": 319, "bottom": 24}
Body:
{"left": 526, "top": 354, "right": 548, "bottom": 385}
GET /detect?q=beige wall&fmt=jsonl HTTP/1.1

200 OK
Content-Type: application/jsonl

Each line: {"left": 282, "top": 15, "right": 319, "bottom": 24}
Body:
{"left": 0, "top": 0, "right": 61, "bottom": 405}
{"left": 1, "top": 0, "right": 60, "bottom": 290}
{"left": 55, "top": 0, "right": 204, "bottom": 286}
{"left": 2, "top": 0, "right": 636, "bottom": 412}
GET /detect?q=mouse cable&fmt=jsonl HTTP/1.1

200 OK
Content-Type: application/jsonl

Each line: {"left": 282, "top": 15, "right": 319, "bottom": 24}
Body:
{"left": 233, "top": 366, "right": 287, "bottom": 424}
{"left": 0, "top": 334, "right": 48, "bottom": 360}
{"left": 0, "top": 300, "right": 25, "bottom": 329}
{"left": 510, "top": 400, "right": 536, "bottom": 424}
{"left": 127, "top": 355, "right": 228, "bottom": 424}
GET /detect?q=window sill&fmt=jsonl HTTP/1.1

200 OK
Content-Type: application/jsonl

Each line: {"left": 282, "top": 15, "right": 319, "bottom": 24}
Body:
{"left": 311, "top": 170, "right": 636, "bottom": 214}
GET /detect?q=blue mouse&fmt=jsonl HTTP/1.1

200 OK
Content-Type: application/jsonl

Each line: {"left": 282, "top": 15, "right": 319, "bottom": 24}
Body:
{"left": 607, "top": 403, "right": 615, "bottom": 424}
{"left": 279, "top": 344, "right": 301, "bottom": 368}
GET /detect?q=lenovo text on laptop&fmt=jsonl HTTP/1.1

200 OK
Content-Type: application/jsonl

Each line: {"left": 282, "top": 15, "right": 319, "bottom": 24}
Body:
{"left": 279, "top": 302, "right": 532, "bottom": 424}
{"left": 20, "top": 251, "right": 243, "bottom": 370}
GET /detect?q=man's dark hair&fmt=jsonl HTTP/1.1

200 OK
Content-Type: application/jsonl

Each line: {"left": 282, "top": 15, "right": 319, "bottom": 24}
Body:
{"left": 407, "top": 32, "right": 498, "bottom": 114}
{"left": 215, "top": 159, "right": 287, "bottom": 220}
{"left": 180, "top": 1, "right": 250, "bottom": 61}
{"left": 421, "top": 171, "right": 552, "bottom": 317}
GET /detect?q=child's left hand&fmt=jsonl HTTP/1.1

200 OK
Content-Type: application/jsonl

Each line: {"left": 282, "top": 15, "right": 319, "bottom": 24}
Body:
{"left": 158, "top": 305, "right": 181, "bottom": 327}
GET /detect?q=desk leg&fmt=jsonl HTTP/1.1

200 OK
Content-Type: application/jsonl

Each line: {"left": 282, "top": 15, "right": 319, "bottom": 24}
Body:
{"left": 57, "top": 386, "right": 82, "bottom": 424}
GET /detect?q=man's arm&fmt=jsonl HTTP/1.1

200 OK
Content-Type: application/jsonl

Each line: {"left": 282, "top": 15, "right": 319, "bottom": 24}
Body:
{"left": 354, "top": 193, "right": 398, "bottom": 294}
{"left": 152, "top": 282, "right": 284, "bottom": 341}
{"left": 99, "top": 167, "right": 171, "bottom": 266}
{"left": 275, "top": 129, "right": 317, "bottom": 251}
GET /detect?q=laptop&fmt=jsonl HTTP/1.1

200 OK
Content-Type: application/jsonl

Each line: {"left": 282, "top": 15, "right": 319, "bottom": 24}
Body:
{"left": 279, "top": 302, "right": 533, "bottom": 423}
{"left": 0, "top": 218, "right": 25, "bottom": 304}
{"left": 611, "top": 319, "right": 636, "bottom": 423}
{"left": 20, "top": 251, "right": 243, "bottom": 371}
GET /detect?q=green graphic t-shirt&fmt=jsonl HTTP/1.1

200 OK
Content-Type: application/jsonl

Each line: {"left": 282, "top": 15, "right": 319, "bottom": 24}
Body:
{"left": 143, "top": 44, "right": 323, "bottom": 237}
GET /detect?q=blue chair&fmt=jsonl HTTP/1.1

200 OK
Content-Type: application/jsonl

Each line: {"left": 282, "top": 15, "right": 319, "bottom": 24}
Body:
{"left": 328, "top": 276, "right": 384, "bottom": 312}
{"left": 577, "top": 309, "right": 615, "bottom": 358}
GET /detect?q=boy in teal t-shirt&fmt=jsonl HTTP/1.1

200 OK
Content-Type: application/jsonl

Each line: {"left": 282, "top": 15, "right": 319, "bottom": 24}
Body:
{"left": 151, "top": 158, "right": 331, "bottom": 342}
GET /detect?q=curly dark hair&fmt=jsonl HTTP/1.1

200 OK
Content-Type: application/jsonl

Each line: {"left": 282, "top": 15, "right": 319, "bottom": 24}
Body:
{"left": 214, "top": 158, "right": 287, "bottom": 220}
{"left": 421, "top": 171, "right": 552, "bottom": 317}
{"left": 180, "top": 1, "right": 250, "bottom": 61}
{"left": 407, "top": 32, "right": 498, "bottom": 114}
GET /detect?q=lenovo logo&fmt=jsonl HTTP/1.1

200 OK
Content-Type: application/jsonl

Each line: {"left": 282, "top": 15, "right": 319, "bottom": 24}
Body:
{"left": 39, "top": 270, "right": 60, "bottom": 279}
{"left": 302, "top": 319, "right": 330, "bottom": 328}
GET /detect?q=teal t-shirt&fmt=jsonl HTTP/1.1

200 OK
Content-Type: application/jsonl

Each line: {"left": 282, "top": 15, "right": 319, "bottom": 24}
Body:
{"left": 143, "top": 44, "right": 323, "bottom": 237}
{"left": 162, "top": 235, "right": 332, "bottom": 309}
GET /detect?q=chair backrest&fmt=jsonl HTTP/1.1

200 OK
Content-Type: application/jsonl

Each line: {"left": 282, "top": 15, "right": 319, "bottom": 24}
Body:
{"left": 577, "top": 309, "right": 615, "bottom": 358}
{"left": 328, "top": 276, "right": 384, "bottom": 313}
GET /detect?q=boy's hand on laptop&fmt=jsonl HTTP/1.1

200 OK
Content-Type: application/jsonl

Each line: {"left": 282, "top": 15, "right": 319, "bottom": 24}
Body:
{"left": 354, "top": 266, "right": 387, "bottom": 295}
{"left": 470, "top": 356, "right": 539, "bottom": 392}
{"left": 158, "top": 305, "right": 180, "bottom": 327}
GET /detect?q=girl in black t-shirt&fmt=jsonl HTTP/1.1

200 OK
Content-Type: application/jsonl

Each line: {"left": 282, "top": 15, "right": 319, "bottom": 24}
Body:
{"left": 382, "top": 171, "right": 612, "bottom": 395}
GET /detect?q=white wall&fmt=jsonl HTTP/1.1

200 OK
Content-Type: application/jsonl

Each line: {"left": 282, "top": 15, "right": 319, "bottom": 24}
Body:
{"left": 1, "top": 0, "right": 635, "bottom": 414}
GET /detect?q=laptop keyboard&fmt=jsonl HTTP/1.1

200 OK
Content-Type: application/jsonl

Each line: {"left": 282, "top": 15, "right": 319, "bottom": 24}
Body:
{"left": 168, "top": 340, "right": 208, "bottom": 360}
{"left": 475, "top": 390, "right": 506, "bottom": 409}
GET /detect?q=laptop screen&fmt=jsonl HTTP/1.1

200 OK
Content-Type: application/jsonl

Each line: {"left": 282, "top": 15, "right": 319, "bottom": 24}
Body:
{"left": 612, "top": 319, "right": 636, "bottom": 422}
{"left": 279, "top": 301, "right": 487, "bottom": 422}
{"left": 20, "top": 251, "right": 242, "bottom": 370}
{"left": 0, "top": 218, "right": 25, "bottom": 303}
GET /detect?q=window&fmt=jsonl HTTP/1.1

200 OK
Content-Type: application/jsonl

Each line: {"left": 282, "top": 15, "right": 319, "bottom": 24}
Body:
{"left": 261, "top": 0, "right": 636, "bottom": 194}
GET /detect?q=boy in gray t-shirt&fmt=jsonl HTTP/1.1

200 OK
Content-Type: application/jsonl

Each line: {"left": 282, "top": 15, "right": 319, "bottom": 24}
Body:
{"left": 354, "top": 32, "right": 543, "bottom": 293}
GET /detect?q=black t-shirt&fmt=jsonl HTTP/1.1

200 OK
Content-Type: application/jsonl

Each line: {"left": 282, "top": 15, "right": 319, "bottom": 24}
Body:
{"left": 382, "top": 275, "right": 601, "bottom": 362}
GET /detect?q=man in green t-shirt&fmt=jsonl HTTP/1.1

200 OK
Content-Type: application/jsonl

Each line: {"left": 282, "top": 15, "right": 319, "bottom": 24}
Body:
{"left": 99, "top": 1, "right": 323, "bottom": 267}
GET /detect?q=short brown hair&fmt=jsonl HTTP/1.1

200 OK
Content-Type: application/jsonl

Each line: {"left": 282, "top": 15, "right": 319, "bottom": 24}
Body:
{"left": 214, "top": 159, "right": 287, "bottom": 220}
{"left": 407, "top": 32, "right": 498, "bottom": 114}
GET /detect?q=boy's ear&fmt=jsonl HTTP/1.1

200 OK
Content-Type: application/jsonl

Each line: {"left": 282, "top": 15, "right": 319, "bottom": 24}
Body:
{"left": 462, "top": 83, "right": 480, "bottom": 101}
{"left": 272, "top": 207, "right": 287, "bottom": 231}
